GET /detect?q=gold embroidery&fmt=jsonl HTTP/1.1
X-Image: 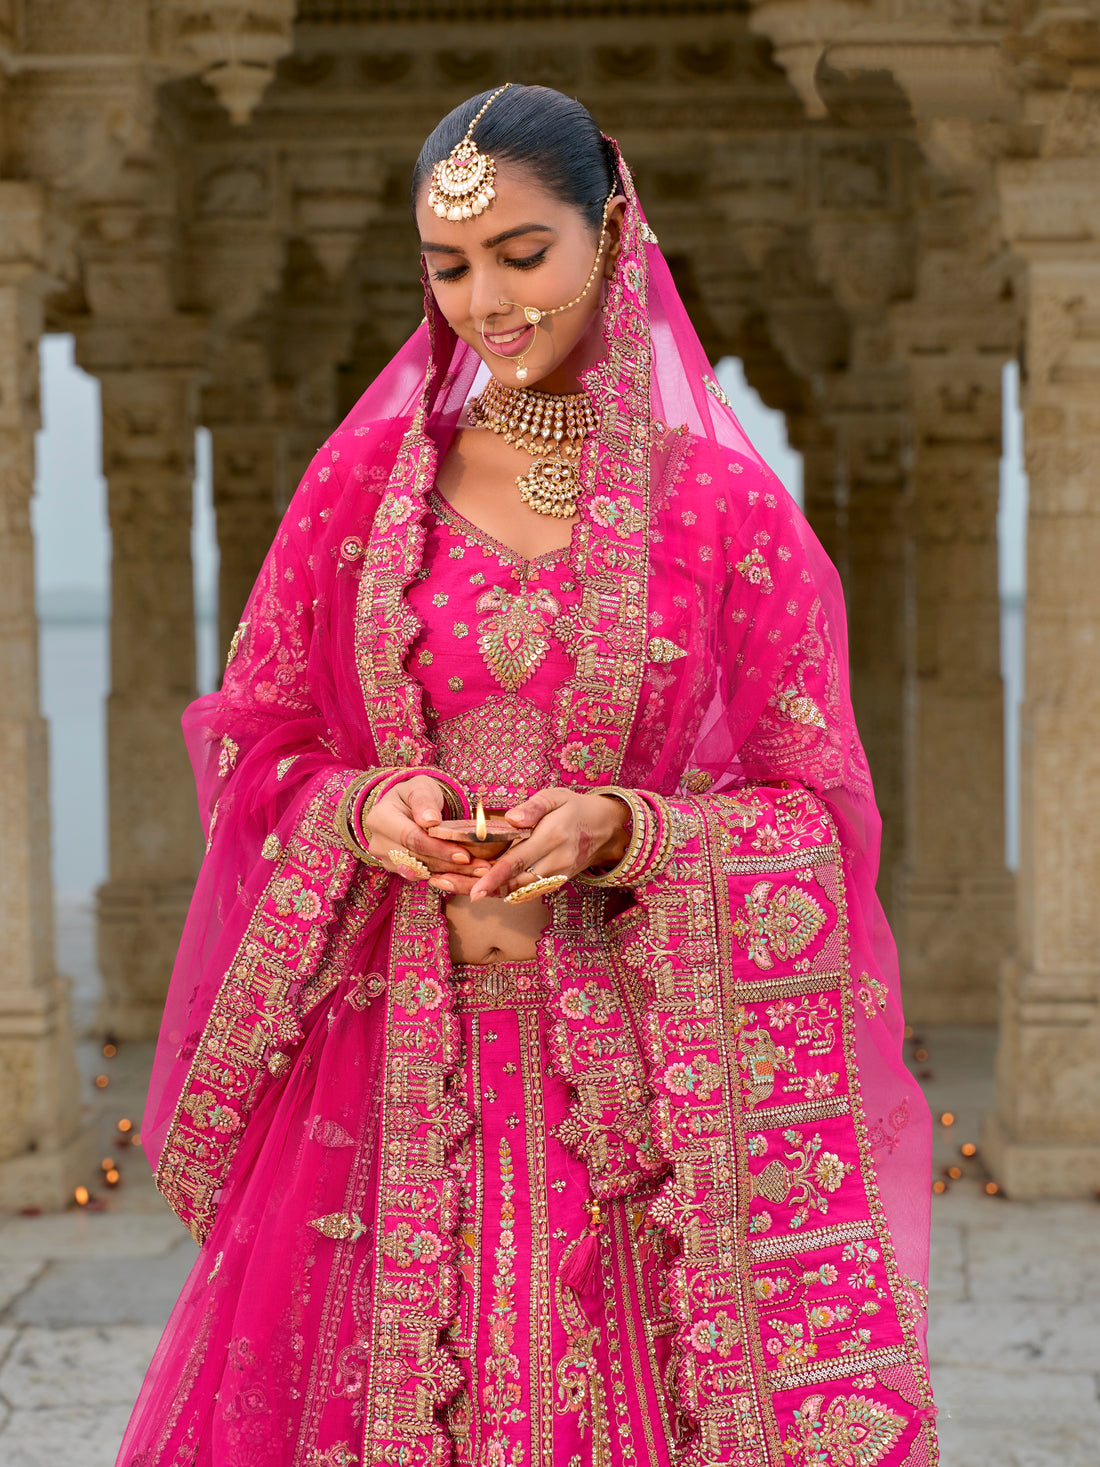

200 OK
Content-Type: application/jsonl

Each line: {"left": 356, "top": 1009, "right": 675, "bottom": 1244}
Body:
{"left": 646, "top": 636, "right": 688, "bottom": 664}
{"left": 308, "top": 1211, "right": 369, "bottom": 1242}
{"left": 475, "top": 585, "right": 562, "bottom": 691}
{"left": 226, "top": 619, "right": 248, "bottom": 666}
{"left": 732, "top": 879, "right": 828, "bottom": 969}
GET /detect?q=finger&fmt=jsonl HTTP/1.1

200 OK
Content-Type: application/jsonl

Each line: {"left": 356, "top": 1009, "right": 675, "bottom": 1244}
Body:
{"left": 407, "top": 779, "right": 447, "bottom": 829}
{"left": 398, "top": 819, "right": 475, "bottom": 865}
{"left": 470, "top": 839, "right": 565, "bottom": 901}
{"left": 428, "top": 872, "right": 481, "bottom": 895}
{"left": 505, "top": 787, "right": 571, "bottom": 829}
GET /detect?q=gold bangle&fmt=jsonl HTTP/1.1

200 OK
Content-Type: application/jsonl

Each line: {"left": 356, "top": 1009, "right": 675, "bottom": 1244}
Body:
{"left": 575, "top": 787, "right": 651, "bottom": 888}
{"left": 336, "top": 773, "right": 383, "bottom": 865}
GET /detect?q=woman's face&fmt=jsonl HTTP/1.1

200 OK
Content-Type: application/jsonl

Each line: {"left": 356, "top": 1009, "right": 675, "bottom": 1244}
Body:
{"left": 415, "top": 161, "right": 626, "bottom": 393}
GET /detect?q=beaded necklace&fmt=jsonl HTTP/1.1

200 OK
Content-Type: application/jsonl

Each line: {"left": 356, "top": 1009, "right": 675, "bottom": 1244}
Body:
{"left": 467, "top": 377, "right": 598, "bottom": 519}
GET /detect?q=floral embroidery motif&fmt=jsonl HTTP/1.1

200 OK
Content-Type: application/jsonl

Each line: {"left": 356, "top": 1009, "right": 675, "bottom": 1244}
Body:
{"left": 752, "top": 1130, "right": 853, "bottom": 1227}
{"left": 587, "top": 494, "right": 644, "bottom": 536}
{"left": 733, "top": 880, "right": 828, "bottom": 969}
{"left": 475, "top": 585, "right": 562, "bottom": 692}
{"left": 308, "top": 1211, "right": 370, "bottom": 1242}
{"left": 737, "top": 546, "right": 774, "bottom": 591}
{"left": 217, "top": 736, "right": 239, "bottom": 777}
{"left": 703, "top": 373, "right": 732, "bottom": 407}
{"left": 305, "top": 1444, "right": 359, "bottom": 1467}
{"left": 777, "top": 686, "right": 827, "bottom": 729}
{"left": 782, "top": 1393, "right": 906, "bottom": 1466}
{"left": 646, "top": 636, "right": 688, "bottom": 664}
{"left": 856, "top": 972, "right": 889, "bottom": 1019}
{"left": 276, "top": 755, "right": 299, "bottom": 780}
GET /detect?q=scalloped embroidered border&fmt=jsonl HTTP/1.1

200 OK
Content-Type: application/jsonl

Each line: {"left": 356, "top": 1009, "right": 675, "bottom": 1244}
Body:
{"left": 154, "top": 770, "right": 378, "bottom": 1243}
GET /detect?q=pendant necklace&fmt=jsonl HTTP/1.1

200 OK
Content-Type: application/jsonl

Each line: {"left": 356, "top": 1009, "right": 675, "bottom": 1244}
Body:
{"left": 467, "top": 377, "right": 598, "bottom": 519}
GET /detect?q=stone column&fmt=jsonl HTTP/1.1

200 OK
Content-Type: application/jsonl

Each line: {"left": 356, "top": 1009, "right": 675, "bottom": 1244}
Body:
{"left": 790, "top": 419, "right": 843, "bottom": 580}
{"left": 983, "top": 154, "right": 1100, "bottom": 1196}
{"left": 0, "top": 182, "right": 89, "bottom": 1208}
{"left": 827, "top": 382, "right": 910, "bottom": 915}
{"left": 202, "top": 346, "right": 281, "bottom": 662}
{"left": 76, "top": 311, "right": 206, "bottom": 1042}
{"left": 890, "top": 318, "right": 1015, "bottom": 1025}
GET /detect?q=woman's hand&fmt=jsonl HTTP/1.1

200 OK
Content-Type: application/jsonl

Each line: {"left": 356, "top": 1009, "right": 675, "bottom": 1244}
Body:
{"left": 362, "top": 776, "right": 493, "bottom": 883}
{"left": 426, "top": 787, "right": 629, "bottom": 900}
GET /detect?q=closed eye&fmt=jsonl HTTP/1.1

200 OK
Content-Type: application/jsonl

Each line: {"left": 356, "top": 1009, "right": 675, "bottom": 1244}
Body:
{"left": 508, "top": 247, "right": 549, "bottom": 271}
{"left": 429, "top": 246, "right": 550, "bottom": 284}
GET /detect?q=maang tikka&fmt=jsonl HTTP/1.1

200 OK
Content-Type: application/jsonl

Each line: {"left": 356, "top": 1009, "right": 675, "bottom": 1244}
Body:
{"left": 428, "top": 83, "right": 513, "bottom": 221}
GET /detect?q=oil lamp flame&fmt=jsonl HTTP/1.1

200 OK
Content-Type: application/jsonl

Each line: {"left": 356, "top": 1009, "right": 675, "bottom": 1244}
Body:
{"left": 475, "top": 799, "right": 487, "bottom": 841}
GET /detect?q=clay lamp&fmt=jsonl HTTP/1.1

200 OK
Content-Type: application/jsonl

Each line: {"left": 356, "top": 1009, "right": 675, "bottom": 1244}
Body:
{"left": 428, "top": 798, "right": 532, "bottom": 860}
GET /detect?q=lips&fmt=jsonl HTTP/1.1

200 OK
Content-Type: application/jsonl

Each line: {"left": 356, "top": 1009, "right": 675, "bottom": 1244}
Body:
{"left": 483, "top": 322, "right": 535, "bottom": 358}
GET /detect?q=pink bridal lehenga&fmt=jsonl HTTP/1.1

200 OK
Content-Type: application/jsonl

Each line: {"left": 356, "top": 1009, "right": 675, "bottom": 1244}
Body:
{"left": 118, "top": 150, "right": 937, "bottom": 1467}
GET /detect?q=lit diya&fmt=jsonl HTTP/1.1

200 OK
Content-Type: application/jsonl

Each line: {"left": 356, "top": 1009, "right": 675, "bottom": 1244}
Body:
{"left": 429, "top": 799, "right": 532, "bottom": 860}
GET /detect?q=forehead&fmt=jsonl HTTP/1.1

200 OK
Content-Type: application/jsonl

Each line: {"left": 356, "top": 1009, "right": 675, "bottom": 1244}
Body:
{"left": 415, "top": 162, "right": 575, "bottom": 244}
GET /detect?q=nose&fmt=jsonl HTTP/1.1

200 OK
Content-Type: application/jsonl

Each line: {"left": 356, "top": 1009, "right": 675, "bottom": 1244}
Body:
{"left": 469, "top": 267, "right": 512, "bottom": 328}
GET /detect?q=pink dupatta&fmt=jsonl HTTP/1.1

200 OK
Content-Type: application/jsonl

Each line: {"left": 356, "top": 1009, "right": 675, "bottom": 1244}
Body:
{"left": 128, "top": 141, "right": 936, "bottom": 1467}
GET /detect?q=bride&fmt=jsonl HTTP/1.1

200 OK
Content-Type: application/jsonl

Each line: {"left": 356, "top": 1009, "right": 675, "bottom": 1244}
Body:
{"left": 119, "top": 82, "right": 937, "bottom": 1467}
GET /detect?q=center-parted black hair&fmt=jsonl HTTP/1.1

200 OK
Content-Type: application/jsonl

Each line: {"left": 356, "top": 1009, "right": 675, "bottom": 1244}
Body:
{"left": 412, "top": 84, "right": 619, "bottom": 232}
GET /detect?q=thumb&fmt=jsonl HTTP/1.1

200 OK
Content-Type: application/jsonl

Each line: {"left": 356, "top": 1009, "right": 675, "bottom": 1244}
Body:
{"left": 409, "top": 778, "right": 446, "bottom": 827}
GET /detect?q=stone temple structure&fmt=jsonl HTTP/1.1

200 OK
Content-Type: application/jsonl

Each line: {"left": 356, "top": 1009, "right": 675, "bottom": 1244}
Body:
{"left": 2, "top": 0, "right": 1098, "bottom": 1209}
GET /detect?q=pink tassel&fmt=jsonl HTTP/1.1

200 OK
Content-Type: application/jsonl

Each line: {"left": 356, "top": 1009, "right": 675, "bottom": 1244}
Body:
{"left": 560, "top": 1229, "right": 601, "bottom": 1293}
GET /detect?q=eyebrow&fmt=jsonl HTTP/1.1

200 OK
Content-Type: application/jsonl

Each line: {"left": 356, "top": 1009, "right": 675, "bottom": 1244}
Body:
{"left": 419, "top": 223, "right": 556, "bottom": 254}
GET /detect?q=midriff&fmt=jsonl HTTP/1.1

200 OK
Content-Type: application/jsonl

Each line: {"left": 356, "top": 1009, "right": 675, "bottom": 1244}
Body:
{"left": 443, "top": 891, "right": 548, "bottom": 963}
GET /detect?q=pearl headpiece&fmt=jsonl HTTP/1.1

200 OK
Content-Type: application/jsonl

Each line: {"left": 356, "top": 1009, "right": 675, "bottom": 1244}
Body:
{"left": 427, "top": 83, "right": 513, "bottom": 222}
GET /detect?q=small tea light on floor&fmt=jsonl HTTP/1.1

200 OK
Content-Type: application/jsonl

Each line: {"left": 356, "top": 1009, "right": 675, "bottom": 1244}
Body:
{"left": 939, "top": 1111, "right": 955, "bottom": 1126}
{"left": 74, "top": 1185, "right": 90, "bottom": 1206}
{"left": 932, "top": 1180, "right": 947, "bottom": 1195}
{"left": 984, "top": 1181, "right": 1001, "bottom": 1196}
{"left": 117, "top": 1117, "right": 133, "bottom": 1135}
{"left": 94, "top": 1074, "right": 109, "bottom": 1088}
{"left": 960, "top": 1142, "right": 978, "bottom": 1158}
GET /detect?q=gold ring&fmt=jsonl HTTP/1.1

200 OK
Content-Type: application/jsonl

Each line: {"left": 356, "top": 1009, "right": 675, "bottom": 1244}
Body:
{"left": 388, "top": 848, "right": 431, "bottom": 879}
{"left": 504, "top": 872, "right": 568, "bottom": 905}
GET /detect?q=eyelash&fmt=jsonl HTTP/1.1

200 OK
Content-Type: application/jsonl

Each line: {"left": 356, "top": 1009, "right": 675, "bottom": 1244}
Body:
{"left": 431, "top": 247, "right": 549, "bottom": 283}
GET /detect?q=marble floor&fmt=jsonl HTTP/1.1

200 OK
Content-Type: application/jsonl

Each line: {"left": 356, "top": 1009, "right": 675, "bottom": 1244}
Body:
{"left": 1, "top": 907, "right": 1097, "bottom": 1465}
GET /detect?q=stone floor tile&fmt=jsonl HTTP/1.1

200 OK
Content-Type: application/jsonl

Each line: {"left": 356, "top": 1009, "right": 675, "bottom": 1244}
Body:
{"left": 0, "top": 1261, "right": 47, "bottom": 1315}
{"left": 966, "top": 1203, "right": 1100, "bottom": 1302}
{"left": 0, "top": 1325, "right": 161, "bottom": 1409}
{"left": 0, "top": 1401, "right": 134, "bottom": 1467}
{"left": 929, "top": 1299, "right": 1098, "bottom": 1373}
{"left": 931, "top": 1364, "right": 1100, "bottom": 1467}
{"left": 0, "top": 1210, "right": 185, "bottom": 1261}
{"left": 0, "top": 1325, "right": 18, "bottom": 1367}
{"left": 929, "top": 1220, "right": 967, "bottom": 1300}
{"left": 11, "top": 1237, "right": 200, "bottom": 1327}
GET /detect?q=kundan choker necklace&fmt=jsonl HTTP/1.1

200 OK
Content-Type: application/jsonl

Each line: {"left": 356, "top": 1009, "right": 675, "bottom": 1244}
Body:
{"left": 468, "top": 378, "right": 598, "bottom": 519}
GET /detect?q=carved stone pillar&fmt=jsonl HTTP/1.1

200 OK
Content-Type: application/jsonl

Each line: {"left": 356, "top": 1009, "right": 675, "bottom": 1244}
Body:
{"left": 789, "top": 419, "right": 842, "bottom": 578}
{"left": 828, "top": 382, "right": 910, "bottom": 914}
{"left": 983, "top": 152, "right": 1100, "bottom": 1196}
{"left": 201, "top": 346, "right": 281, "bottom": 661}
{"left": 891, "top": 293, "right": 1016, "bottom": 1024}
{"left": 76, "top": 308, "right": 207, "bottom": 1041}
{"left": 0, "top": 182, "right": 88, "bottom": 1207}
